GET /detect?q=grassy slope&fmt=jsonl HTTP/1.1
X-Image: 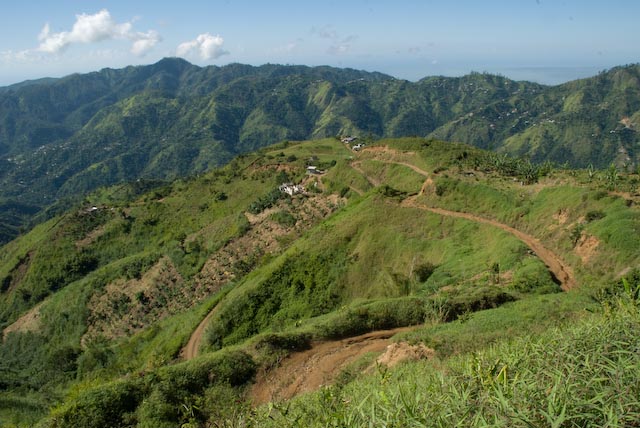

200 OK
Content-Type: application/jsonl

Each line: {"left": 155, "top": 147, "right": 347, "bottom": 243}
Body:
{"left": 0, "top": 137, "right": 639, "bottom": 427}
{"left": 253, "top": 292, "right": 640, "bottom": 427}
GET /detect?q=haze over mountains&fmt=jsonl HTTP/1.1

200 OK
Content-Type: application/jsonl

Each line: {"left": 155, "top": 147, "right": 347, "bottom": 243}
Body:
{"left": 0, "top": 58, "right": 639, "bottom": 244}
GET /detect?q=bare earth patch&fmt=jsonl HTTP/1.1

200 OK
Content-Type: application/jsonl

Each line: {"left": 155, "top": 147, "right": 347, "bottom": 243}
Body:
{"left": 575, "top": 233, "right": 600, "bottom": 264}
{"left": 3, "top": 252, "right": 32, "bottom": 294}
{"left": 3, "top": 302, "right": 43, "bottom": 340}
{"left": 620, "top": 116, "right": 635, "bottom": 129}
{"left": 76, "top": 224, "right": 108, "bottom": 249}
{"left": 553, "top": 209, "right": 570, "bottom": 225}
{"left": 193, "top": 193, "right": 342, "bottom": 301}
{"left": 182, "top": 192, "right": 344, "bottom": 358}
{"left": 249, "top": 327, "right": 418, "bottom": 405}
{"left": 372, "top": 342, "right": 434, "bottom": 369}
{"left": 82, "top": 256, "right": 186, "bottom": 344}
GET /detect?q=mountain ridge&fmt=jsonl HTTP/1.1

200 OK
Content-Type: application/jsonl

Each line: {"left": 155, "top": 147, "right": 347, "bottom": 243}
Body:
{"left": 0, "top": 59, "right": 639, "bottom": 244}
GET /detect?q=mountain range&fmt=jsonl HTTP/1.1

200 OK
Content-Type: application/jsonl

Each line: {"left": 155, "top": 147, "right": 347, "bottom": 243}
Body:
{"left": 1, "top": 58, "right": 639, "bottom": 245}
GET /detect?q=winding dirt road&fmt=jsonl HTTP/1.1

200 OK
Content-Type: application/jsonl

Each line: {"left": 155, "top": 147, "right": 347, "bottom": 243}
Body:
{"left": 405, "top": 200, "right": 576, "bottom": 290}
{"left": 354, "top": 148, "right": 576, "bottom": 291}
{"left": 183, "top": 147, "right": 577, "bottom": 406}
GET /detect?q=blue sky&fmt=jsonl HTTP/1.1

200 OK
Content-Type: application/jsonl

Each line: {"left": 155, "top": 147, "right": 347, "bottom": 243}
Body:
{"left": 0, "top": 0, "right": 638, "bottom": 86}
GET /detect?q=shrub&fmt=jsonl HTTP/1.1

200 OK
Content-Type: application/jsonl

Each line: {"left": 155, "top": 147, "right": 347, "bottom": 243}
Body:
{"left": 248, "top": 188, "right": 285, "bottom": 214}
{"left": 585, "top": 210, "right": 606, "bottom": 222}
{"left": 130, "top": 351, "right": 256, "bottom": 428}
{"left": 591, "top": 268, "right": 640, "bottom": 304}
{"left": 414, "top": 262, "right": 437, "bottom": 282}
{"left": 510, "top": 261, "right": 559, "bottom": 294}
{"left": 439, "top": 286, "right": 517, "bottom": 321}
{"left": 318, "top": 297, "right": 426, "bottom": 339}
{"left": 253, "top": 332, "right": 313, "bottom": 368}
{"left": 49, "top": 379, "right": 144, "bottom": 428}
{"left": 270, "top": 210, "right": 297, "bottom": 227}
{"left": 570, "top": 223, "right": 585, "bottom": 246}
{"left": 206, "top": 251, "right": 346, "bottom": 349}
{"left": 434, "top": 177, "right": 459, "bottom": 196}
{"left": 377, "top": 185, "right": 407, "bottom": 200}
{"left": 254, "top": 332, "right": 312, "bottom": 354}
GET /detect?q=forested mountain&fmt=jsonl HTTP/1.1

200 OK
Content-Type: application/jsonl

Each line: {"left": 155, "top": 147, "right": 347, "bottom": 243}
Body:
{"left": 1, "top": 59, "right": 639, "bottom": 244}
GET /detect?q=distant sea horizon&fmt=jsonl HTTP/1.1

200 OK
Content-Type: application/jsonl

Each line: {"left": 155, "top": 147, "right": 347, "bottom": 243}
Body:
{"left": 486, "top": 66, "right": 610, "bottom": 85}
{"left": 377, "top": 62, "right": 617, "bottom": 86}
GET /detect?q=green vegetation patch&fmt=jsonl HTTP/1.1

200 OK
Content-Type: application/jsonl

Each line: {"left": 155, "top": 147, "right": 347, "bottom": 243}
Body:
{"left": 47, "top": 350, "right": 256, "bottom": 428}
{"left": 205, "top": 249, "right": 348, "bottom": 349}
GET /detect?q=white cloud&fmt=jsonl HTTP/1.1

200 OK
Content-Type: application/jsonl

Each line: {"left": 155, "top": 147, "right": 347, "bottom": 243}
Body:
{"left": 0, "top": 49, "right": 55, "bottom": 66}
{"left": 176, "top": 33, "right": 229, "bottom": 60}
{"left": 327, "top": 35, "right": 358, "bottom": 55}
{"left": 131, "top": 30, "right": 161, "bottom": 56}
{"left": 37, "top": 9, "right": 160, "bottom": 56}
{"left": 311, "top": 25, "right": 357, "bottom": 56}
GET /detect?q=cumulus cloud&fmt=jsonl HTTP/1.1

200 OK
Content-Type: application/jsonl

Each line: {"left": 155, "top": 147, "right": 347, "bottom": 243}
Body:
{"left": 176, "top": 33, "right": 229, "bottom": 60}
{"left": 311, "top": 25, "right": 357, "bottom": 55}
{"left": 131, "top": 30, "right": 161, "bottom": 56}
{"left": 37, "top": 9, "right": 160, "bottom": 56}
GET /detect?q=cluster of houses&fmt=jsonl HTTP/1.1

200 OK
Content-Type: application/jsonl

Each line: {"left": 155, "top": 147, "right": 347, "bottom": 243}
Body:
{"left": 340, "top": 135, "right": 366, "bottom": 151}
{"left": 341, "top": 136, "right": 358, "bottom": 144}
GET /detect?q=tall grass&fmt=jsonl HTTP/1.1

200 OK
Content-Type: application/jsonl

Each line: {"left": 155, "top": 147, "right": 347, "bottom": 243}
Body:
{"left": 250, "top": 294, "right": 640, "bottom": 427}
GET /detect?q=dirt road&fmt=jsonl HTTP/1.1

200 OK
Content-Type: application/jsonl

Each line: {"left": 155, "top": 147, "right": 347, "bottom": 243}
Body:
{"left": 354, "top": 147, "right": 576, "bottom": 290}
{"left": 249, "top": 326, "right": 417, "bottom": 405}
{"left": 404, "top": 199, "right": 576, "bottom": 290}
{"left": 180, "top": 304, "right": 219, "bottom": 360}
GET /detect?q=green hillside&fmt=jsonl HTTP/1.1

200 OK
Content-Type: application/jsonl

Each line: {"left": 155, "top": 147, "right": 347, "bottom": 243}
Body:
{"left": 429, "top": 66, "right": 640, "bottom": 167}
{"left": 1, "top": 60, "right": 639, "bottom": 244}
{"left": 0, "top": 137, "right": 638, "bottom": 427}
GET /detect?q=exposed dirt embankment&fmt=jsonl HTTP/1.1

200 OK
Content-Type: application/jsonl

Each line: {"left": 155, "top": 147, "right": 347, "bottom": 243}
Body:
{"left": 249, "top": 326, "right": 422, "bottom": 405}
{"left": 2, "top": 302, "right": 43, "bottom": 340}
